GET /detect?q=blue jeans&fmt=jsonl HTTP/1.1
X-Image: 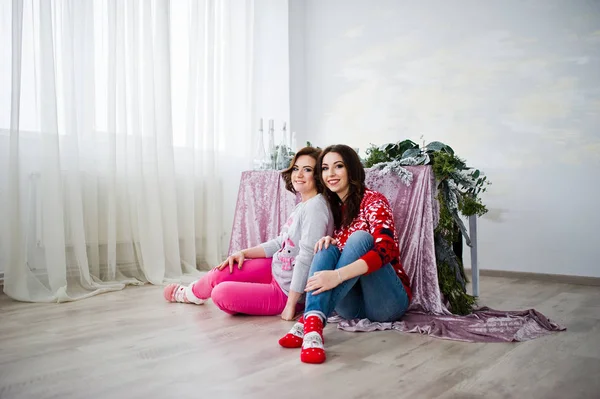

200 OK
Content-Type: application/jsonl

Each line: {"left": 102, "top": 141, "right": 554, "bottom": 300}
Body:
{"left": 304, "top": 231, "right": 409, "bottom": 325}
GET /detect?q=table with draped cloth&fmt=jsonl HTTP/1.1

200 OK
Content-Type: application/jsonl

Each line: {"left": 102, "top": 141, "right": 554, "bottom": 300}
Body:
{"left": 228, "top": 166, "right": 565, "bottom": 342}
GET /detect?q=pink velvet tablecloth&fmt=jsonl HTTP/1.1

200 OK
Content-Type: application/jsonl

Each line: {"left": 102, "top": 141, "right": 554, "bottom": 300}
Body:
{"left": 229, "top": 167, "right": 565, "bottom": 342}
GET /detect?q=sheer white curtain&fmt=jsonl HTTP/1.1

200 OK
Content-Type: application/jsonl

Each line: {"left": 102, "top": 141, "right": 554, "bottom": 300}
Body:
{"left": 0, "top": 0, "right": 254, "bottom": 302}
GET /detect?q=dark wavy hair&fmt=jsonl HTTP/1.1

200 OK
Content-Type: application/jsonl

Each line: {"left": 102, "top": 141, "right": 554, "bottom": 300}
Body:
{"left": 317, "top": 144, "right": 366, "bottom": 229}
{"left": 280, "top": 146, "right": 323, "bottom": 194}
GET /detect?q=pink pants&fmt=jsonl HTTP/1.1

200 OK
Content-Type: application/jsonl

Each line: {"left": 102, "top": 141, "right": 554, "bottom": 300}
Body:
{"left": 191, "top": 258, "right": 293, "bottom": 316}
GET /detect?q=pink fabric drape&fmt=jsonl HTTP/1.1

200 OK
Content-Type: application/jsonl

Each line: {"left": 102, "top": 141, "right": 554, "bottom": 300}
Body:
{"left": 229, "top": 167, "right": 565, "bottom": 342}
{"left": 229, "top": 170, "right": 298, "bottom": 256}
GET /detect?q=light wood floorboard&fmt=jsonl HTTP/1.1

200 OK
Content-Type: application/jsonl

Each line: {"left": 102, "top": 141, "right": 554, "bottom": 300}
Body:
{"left": 0, "top": 276, "right": 599, "bottom": 399}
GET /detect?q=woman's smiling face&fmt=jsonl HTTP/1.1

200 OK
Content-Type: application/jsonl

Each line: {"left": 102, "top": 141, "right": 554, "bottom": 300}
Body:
{"left": 291, "top": 155, "right": 318, "bottom": 198}
{"left": 321, "top": 152, "right": 349, "bottom": 201}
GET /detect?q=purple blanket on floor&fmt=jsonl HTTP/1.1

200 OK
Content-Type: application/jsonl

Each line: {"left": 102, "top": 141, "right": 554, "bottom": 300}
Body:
{"left": 329, "top": 307, "right": 566, "bottom": 342}
{"left": 229, "top": 167, "right": 565, "bottom": 342}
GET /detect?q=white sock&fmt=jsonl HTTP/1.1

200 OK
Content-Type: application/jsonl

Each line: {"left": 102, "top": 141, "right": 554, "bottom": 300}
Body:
{"left": 302, "top": 331, "right": 324, "bottom": 349}
{"left": 185, "top": 284, "right": 205, "bottom": 305}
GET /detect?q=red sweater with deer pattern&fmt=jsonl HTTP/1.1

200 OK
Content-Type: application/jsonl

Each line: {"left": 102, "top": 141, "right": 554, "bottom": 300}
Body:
{"left": 333, "top": 189, "right": 412, "bottom": 302}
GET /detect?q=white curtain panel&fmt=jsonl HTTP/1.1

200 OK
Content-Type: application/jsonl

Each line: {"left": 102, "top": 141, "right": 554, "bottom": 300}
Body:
{"left": 0, "top": 0, "right": 254, "bottom": 302}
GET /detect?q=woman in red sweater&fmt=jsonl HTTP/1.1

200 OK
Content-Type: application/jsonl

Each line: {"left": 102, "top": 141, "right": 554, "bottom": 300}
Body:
{"left": 278, "top": 144, "right": 412, "bottom": 364}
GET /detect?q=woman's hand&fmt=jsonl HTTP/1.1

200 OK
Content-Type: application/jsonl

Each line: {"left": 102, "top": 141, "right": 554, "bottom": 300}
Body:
{"left": 216, "top": 251, "right": 245, "bottom": 274}
{"left": 305, "top": 270, "right": 342, "bottom": 295}
{"left": 280, "top": 304, "right": 297, "bottom": 321}
{"left": 314, "top": 236, "right": 338, "bottom": 253}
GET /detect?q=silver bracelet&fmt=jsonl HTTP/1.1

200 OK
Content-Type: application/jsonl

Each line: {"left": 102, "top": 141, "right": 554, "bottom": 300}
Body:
{"left": 337, "top": 269, "right": 343, "bottom": 282}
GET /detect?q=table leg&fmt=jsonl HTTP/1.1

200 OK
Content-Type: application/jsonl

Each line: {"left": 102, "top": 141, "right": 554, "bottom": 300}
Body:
{"left": 469, "top": 214, "right": 479, "bottom": 297}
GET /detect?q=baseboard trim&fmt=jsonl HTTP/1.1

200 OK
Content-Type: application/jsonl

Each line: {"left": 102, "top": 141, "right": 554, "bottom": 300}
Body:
{"left": 465, "top": 269, "right": 600, "bottom": 287}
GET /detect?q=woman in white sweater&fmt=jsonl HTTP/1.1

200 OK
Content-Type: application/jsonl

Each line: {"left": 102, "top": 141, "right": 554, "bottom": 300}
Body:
{"left": 164, "top": 147, "right": 334, "bottom": 320}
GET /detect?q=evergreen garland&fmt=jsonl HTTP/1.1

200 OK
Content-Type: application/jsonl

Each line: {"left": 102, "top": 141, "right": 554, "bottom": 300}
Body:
{"left": 364, "top": 140, "right": 490, "bottom": 315}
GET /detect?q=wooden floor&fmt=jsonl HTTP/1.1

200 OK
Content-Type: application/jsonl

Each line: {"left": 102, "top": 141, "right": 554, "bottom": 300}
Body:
{"left": 1, "top": 276, "right": 599, "bottom": 399}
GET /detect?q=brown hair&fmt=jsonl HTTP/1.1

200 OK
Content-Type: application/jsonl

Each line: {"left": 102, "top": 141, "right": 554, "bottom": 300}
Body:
{"left": 280, "top": 146, "right": 323, "bottom": 194}
{"left": 317, "top": 144, "right": 366, "bottom": 229}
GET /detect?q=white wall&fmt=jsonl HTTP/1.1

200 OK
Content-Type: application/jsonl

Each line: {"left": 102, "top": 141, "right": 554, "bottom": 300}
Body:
{"left": 289, "top": 0, "right": 307, "bottom": 147}
{"left": 290, "top": 0, "right": 600, "bottom": 277}
{"left": 253, "top": 0, "right": 291, "bottom": 147}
